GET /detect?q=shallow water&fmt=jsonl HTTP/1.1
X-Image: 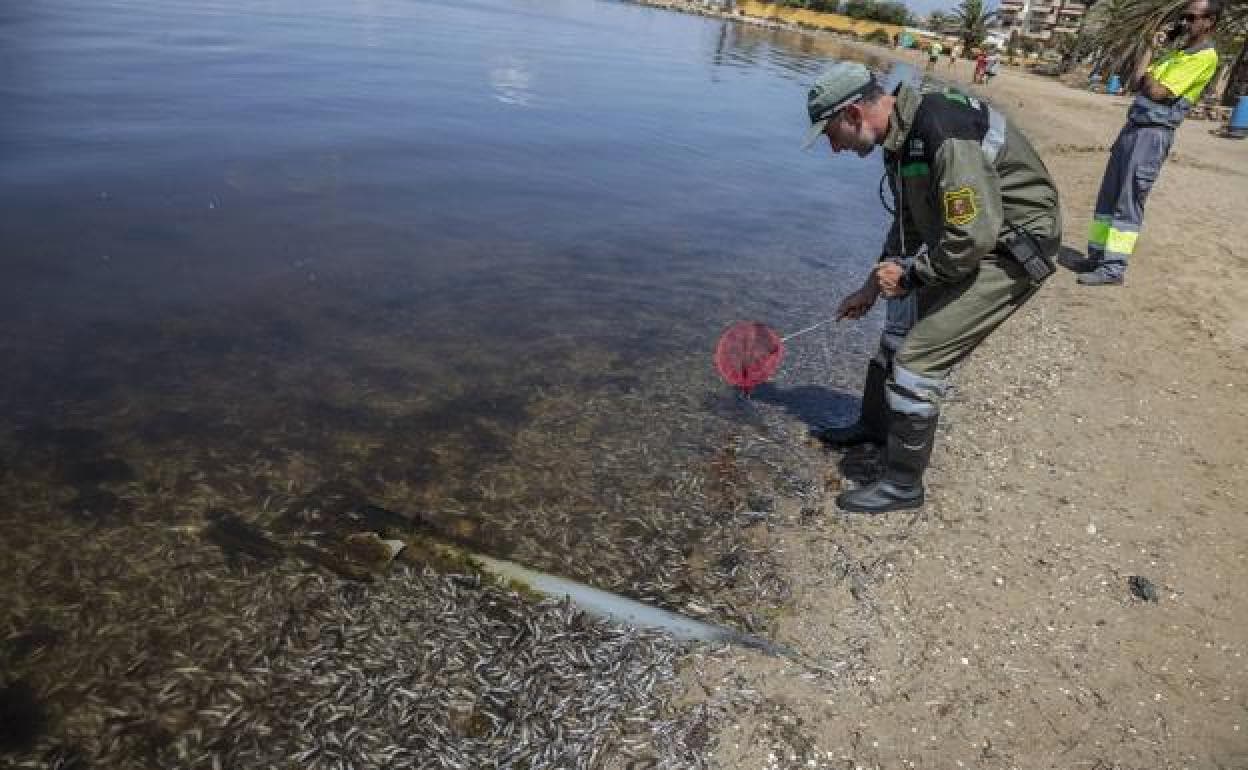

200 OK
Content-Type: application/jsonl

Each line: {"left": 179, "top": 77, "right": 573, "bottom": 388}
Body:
{"left": 1, "top": 0, "right": 918, "bottom": 586}
{"left": 1, "top": 0, "right": 940, "bottom": 763}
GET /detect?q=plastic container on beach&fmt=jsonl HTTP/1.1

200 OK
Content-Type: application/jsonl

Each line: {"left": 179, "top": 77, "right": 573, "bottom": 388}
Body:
{"left": 1230, "top": 95, "right": 1248, "bottom": 138}
{"left": 1106, "top": 74, "right": 1122, "bottom": 95}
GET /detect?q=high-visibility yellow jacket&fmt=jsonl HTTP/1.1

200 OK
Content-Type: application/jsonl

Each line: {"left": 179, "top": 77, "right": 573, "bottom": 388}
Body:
{"left": 1129, "top": 41, "right": 1219, "bottom": 128}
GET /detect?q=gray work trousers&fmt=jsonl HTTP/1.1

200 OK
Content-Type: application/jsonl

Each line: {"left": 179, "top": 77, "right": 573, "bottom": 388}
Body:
{"left": 1088, "top": 123, "right": 1174, "bottom": 277}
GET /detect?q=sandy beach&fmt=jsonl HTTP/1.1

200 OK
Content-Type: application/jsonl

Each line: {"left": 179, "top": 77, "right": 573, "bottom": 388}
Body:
{"left": 670, "top": 38, "right": 1248, "bottom": 770}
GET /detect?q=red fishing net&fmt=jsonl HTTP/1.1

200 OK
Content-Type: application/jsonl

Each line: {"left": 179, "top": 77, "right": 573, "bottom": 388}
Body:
{"left": 713, "top": 321, "right": 784, "bottom": 394}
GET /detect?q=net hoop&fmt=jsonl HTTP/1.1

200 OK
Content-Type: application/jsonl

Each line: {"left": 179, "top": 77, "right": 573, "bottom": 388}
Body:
{"left": 713, "top": 320, "right": 784, "bottom": 393}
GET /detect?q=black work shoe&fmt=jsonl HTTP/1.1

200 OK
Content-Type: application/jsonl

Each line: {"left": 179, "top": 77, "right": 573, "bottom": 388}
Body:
{"left": 1077, "top": 267, "right": 1125, "bottom": 286}
{"left": 1058, "top": 251, "right": 1099, "bottom": 273}
{"left": 836, "top": 480, "right": 924, "bottom": 513}
{"left": 812, "top": 422, "right": 883, "bottom": 449}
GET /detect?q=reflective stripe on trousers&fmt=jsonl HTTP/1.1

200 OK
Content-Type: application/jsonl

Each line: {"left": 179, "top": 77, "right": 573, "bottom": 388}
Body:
{"left": 887, "top": 363, "right": 946, "bottom": 417}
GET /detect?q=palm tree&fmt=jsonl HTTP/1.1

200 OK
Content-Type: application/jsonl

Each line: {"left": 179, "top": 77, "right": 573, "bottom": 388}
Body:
{"left": 950, "top": 0, "right": 997, "bottom": 55}
{"left": 1211, "top": 3, "right": 1248, "bottom": 105}
{"left": 1092, "top": 0, "right": 1183, "bottom": 85}
{"left": 1226, "top": 42, "right": 1248, "bottom": 105}
{"left": 927, "top": 10, "right": 951, "bottom": 31}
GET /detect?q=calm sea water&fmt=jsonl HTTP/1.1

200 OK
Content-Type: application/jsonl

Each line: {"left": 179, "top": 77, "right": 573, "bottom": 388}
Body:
{"left": 1, "top": 0, "right": 914, "bottom": 583}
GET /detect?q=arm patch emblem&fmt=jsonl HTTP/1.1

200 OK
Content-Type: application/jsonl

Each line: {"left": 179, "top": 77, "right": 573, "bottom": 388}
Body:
{"left": 943, "top": 187, "right": 978, "bottom": 226}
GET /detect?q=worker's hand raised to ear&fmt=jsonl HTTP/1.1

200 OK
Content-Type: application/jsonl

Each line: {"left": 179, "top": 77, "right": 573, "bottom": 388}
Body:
{"left": 836, "top": 280, "right": 880, "bottom": 320}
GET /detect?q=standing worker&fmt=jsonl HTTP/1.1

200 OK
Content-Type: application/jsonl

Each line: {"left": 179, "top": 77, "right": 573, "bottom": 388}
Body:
{"left": 804, "top": 62, "right": 1062, "bottom": 513}
{"left": 1070, "top": 0, "right": 1221, "bottom": 285}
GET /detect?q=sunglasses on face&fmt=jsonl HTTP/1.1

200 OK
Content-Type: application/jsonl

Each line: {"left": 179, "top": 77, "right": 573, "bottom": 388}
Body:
{"left": 1180, "top": 11, "right": 1209, "bottom": 21}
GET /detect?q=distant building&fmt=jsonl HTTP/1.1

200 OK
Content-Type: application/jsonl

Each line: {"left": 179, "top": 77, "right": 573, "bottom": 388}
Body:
{"left": 995, "top": 0, "right": 1086, "bottom": 45}
{"left": 982, "top": 30, "right": 1009, "bottom": 50}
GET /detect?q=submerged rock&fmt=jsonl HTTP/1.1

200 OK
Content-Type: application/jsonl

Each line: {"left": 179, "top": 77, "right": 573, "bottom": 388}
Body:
{"left": 203, "top": 509, "right": 284, "bottom": 566}
{"left": 292, "top": 543, "right": 374, "bottom": 582}
{"left": 66, "top": 488, "right": 131, "bottom": 522}
{"left": 344, "top": 532, "right": 406, "bottom": 570}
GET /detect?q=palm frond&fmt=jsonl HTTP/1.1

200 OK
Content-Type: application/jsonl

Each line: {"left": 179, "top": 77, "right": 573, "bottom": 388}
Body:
{"left": 1092, "top": 0, "right": 1248, "bottom": 82}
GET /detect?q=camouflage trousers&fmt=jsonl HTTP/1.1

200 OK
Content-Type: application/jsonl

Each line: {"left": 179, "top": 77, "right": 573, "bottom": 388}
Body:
{"left": 875, "top": 254, "right": 1041, "bottom": 419}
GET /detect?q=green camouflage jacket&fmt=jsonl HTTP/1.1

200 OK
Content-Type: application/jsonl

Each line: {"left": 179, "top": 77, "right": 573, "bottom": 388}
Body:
{"left": 881, "top": 84, "right": 1062, "bottom": 286}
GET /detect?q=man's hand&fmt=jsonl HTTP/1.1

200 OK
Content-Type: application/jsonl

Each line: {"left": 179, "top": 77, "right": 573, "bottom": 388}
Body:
{"left": 1138, "top": 72, "right": 1177, "bottom": 104}
{"left": 875, "top": 261, "right": 909, "bottom": 298}
{"left": 836, "top": 283, "right": 879, "bottom": 320}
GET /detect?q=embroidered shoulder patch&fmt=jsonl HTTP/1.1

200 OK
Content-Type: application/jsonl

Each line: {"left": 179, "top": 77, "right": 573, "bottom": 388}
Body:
{"left": 943, "top": 187, "right": 978, "bottom": 226}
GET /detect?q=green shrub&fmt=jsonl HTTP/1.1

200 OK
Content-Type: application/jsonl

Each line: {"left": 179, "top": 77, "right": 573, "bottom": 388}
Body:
{"left": 865, "top": 28, "right": 892, "bottom": 45}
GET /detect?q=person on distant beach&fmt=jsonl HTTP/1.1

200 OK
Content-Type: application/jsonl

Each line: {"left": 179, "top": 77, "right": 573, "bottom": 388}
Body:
{"left": 1066, "top": 0, "right": 1221, "bottom": 286}
{"left": 984, "top": 51, "right": 1001, "bottom": 82}
{"left": 973, "top": 49, "right": 988, "bottom": 84}
{"left": 802, "top": 61, "right": 1061, "bottom": 513}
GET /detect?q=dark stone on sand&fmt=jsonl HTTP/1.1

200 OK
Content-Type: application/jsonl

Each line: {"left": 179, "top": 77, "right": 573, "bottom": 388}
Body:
{"left": 61, "top": 457, "right": 136, "bottom": 486}
{"left": 1128, "top": 575, "right": 1159, "bottom": 603}
{"left": 0, "top": 680, "right": 47, "bottom": 752}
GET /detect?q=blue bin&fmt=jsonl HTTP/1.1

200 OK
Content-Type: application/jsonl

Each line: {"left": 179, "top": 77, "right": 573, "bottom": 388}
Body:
{"left": 1231, "top": 95, "right": 1248, "bottom": 137}
{"left": 1106, "top": 74, "right": 1122, "bottom": 95}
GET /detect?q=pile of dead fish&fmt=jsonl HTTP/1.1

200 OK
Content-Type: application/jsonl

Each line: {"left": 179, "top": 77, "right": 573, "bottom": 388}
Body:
{"left": 2, "top": 555, "right": 719, "bottom": 769}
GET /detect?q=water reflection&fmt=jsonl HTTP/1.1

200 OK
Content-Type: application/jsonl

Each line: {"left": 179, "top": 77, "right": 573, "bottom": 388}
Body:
{"left": 489, "top": 54, "right": 536, "bottom": 106}
{"left": 0, "top": 0, "right": 915, "bottom": 632}
{"left": 0, "top": 0, "right": 946, "bottom": 763}
{"left": 707, "top": 16, "right": 896, "bottom": 77}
